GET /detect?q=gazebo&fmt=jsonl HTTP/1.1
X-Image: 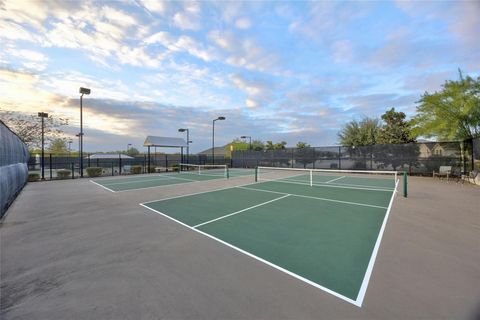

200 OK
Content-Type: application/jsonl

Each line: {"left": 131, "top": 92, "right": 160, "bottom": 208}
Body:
{"left": 143, "top": 136, "right": 188, "bottom": 169}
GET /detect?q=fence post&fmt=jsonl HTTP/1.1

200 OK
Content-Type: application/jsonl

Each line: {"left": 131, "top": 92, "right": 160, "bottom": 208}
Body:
{"left": 338, "top": 146, "right": 341, "bottom": 170}
{"left": 119, "top": 154, "right": 122, "bottom": 174}
{"left": 291, "top": 149, "right": 294, "bottom": 168}
{"left": 49, "top": 153, "right": 52, "bottom": 179}
{"left": 312, "top": 148, "right": 316, "bottom": 169}
{"left": 71, "top": 162, "right": 74, "bottom": 179}
{"left": 165, "top": 154, "right": 168, "bottom": 172}
{"left": 111, "top": 162, "right": 114, "bottom": 176}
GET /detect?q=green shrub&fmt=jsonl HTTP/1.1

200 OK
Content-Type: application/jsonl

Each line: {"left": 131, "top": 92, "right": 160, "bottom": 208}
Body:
{"left": 131, "top": 165, "right": 142, "bottom": 174}
{"left": 57, "top": 169, "right": 71, "bottom": 179}
{"left": 86, "top": 167, "right": 102, "bottom": 177}
{"left": 28, "top": 173, "right": 40, "bottom": 182}
{"left": 148, "top": 166, "right": 156, "bottom": 173}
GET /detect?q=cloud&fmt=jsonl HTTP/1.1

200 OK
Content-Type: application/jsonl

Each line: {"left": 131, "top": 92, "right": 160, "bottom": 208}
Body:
{"left": 145, "top": 31, "right": 218, "bottom": 62}
{"left": 208, "top": 30, "right": 280, "bottom": 72}
{"left": 139, "top": 0, "right": 170, "bottom": 15}
{"left": 331, "top": 40, "right": 354, "bottom": 64}
{"left": 235, "top": 18, "right": 251, "bottom": 29}
{"left": 173, "top": 1, "right": 202, "bottom": 30}
{"left": 230, "top": 73, "right": 274, "bottom": 108}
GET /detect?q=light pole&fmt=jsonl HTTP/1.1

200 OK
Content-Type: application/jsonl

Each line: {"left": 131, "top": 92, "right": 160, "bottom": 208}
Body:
{"left": 79, "top": 87, "right": 91, "bottom": 178}
{"left": 212, "top": 116, "right": 225, "bottom": 165}
{"left": 68, "top": 139, "right": 73, "bottom": 154}
{"left": 241, "top": 135, "right": 252, "bottom": 150}
{"left": 38, "top": 112, "right": 48, "bottom": 180}
{"left": 178, "top": 128, "right": 190, "bottom": 164}
{"left": 127, "top": 143, "right": 132, "bottom": 154}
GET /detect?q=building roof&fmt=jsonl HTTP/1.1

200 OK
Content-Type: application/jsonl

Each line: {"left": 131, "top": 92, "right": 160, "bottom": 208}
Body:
{"left": 86, "top": 154, "right": 134, "bottom": 159}
{"left": 143, "top": 136, "right": 188, "bottom": 148}
{"left": 197, "top": 146, "right": 226, "bottom": 155}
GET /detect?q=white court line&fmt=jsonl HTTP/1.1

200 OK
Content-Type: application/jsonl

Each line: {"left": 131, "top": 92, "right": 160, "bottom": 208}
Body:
{"left": 355, "top": 178, "right": 399, "bottom": 306}
{"left": 325, "top": 176, "right": 345, "bottom": 183}
{"left": 102, "top": 176, "right": 181, "bottom": 186}
{"left": 140, "top": 181, "right": 259, "bottom": 205}
{"left": 258, "top": 178, "right": 394, "bottom": 192}
{"left": 89, "top": 180, "right": 115, "bottom": 192}
{"left": 139, "top": 204, "right": 360, "bottom": 307}
{"left": 193, "top": 195, "right": 290, "bottom": 228}
{"left": 236, "top": 186, "right": 388, "bottom": 209}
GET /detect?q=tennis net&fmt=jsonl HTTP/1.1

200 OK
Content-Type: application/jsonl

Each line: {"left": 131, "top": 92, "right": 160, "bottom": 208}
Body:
{"left": 179, "top": 163, "right": 229, "bottom": 178}
{"left": 255, "top": 166, "right": 399, "bottom": 191}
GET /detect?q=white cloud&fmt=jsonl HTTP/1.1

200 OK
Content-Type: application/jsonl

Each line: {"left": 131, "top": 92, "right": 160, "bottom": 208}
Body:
{"left": 235, "top": 18, "right": 251, "bottom": 29}
{"left": 139, "top": 0, "right": 169, "bottom": 15}
{"left": 173, "top": 1, "right": 202, "bottom": 30}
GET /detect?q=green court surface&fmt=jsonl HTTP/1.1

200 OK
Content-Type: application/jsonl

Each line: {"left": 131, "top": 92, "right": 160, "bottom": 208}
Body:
{"left": 90, "top": 168, "right": 255, "bottom": 192}
{"left": 141, "top": 179, "right": 397, "bottom": 306}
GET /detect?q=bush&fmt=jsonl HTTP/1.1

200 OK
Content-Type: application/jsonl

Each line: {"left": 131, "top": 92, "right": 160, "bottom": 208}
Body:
{"left": 148, "top": 166, "right": 156, "bottom": 173}
{"left": 131, "top": 165, "right": 142, "bottom": 174}
{"left": 57, "top": 169, "right": 71, "bottom": 179}
{"left": 86, "top": 167, "right": 102, "bottom": 177}
{"left": 28, "top": 173, "right": 40, "bottom": 182}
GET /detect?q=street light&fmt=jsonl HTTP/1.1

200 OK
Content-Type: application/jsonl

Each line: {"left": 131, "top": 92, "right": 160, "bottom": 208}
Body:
{"left": 127, "top": 143, "right": 132, "bottom": 153}
{"left": 178, "top": 128, "right": 190, "bottom": 164}
{"left": 68, "top": 139, "right": 73, "bottom": 154}
{"left": 212, "top": 116, "right": 225, "bottom": 165}
{"left": 79, "top": 87, "right": 91, "bottom": 177}
{"left": 38, "top": 112, "right": 48, "bottom": 180}
{"left": 241, "top": 135, "right": 252, "bottom": 150}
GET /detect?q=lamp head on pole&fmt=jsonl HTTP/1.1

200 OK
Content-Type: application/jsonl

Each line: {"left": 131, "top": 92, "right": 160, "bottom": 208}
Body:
{"left": 178, "top": 128, "right": 186, "bottom": 132}
{"left": 38, "top": 112, "right": 48, "bottom": 118}
{"left": 217, "top": 116, "right": 225, "bottom": 121}
{"left": 79, "top": 87, "right": 91, "bottom": 95}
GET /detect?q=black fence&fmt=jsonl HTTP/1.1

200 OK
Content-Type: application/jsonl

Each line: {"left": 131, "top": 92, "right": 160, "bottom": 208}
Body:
{"left": 27, "top": 153, "right": 231, "bottom": 180}
{"left": 473, "top": 138, "right": 480, "bottom": 170}
{"left": 26, "top": 140, "right": 477, "bottom": 180}
{"left": 232, "top": 140, "right": 474, "bottom": 176}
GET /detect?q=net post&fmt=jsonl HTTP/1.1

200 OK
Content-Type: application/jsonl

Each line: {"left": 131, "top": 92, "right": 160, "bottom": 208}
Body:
{"left": 403, "top": 171, "right": 408, "bottom": 198}
{"left": 255, "top": 166, "right": 258, "bottom": 182}
{"left": 310, "top": 169, "right": 313, "bottom": 186}
{"left": 226, "top": 166, "right": 229, "bottom": 179}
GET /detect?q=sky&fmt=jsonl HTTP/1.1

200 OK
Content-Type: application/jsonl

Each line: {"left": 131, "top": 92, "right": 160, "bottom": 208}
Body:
{"left": 0, "top": 0, "right": 479, "bottom": 153}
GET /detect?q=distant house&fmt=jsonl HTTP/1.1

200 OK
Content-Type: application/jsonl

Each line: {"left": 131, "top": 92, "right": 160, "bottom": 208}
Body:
{"left": 197, "top": 145, "right": 227, "bottom": 156}
{"left": 418, "top": 142, "right": 460, "bottom": 158}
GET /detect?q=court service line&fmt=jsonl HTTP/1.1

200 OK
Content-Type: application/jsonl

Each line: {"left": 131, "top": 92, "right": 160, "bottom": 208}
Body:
{"left": 355, "top": 177, "right": 399, "bottom": 306}
{"left": 140, "top": 181, "right": 259, "bottom": 204}
{"left": 193, "top": 194, "right": 290, "bottom": 228}
{"left": 236, "top": 186, "right": 388, "bottom": 209}
{"left": 102, "top": 176, "right": 183, "bottom": 186}
{"left": 325, "top": 176, "right": 345, "bottom": 183}
{"left": 139, "top": 204, "right": 360, "bottom": 307}
{"left": 89, "top": 180, "right": 115, "bottom": 192}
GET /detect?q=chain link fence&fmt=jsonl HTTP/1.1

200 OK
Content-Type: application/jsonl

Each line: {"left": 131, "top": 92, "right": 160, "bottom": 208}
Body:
{"left": 27, "top": 153, "right": 231, "bottom": 180}
{"left": 1, "top": 120, "right": 29, "bottom": 218}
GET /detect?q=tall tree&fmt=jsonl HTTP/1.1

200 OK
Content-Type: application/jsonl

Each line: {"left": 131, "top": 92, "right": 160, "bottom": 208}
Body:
{"left": 0, "top": 109, "right": 69, "bottom": 150}
{"left": 377, "top": 108, "right": 416, "bottom": 144}
{"left": 126, "top": 147, "right": 140, "bottom": 156}
{"left": 251, "top": 139, "right": 264, "bottom": 151}
{"left": 412, "top": 70, "right": 480, "bottom": 140}
{"left": 265, "top": 141, "right": 275, "bottom": 150}
{"left": 48, "top": 138, "right": 68, "bottom": 153}
{"left": 338, "top": 117, "right": 381, "bottom": 146}
{"left": 274, "top": 141, "right": 287, "bottom": 149}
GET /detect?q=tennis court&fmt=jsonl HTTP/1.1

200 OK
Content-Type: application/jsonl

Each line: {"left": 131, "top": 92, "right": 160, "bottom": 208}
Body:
{"left": 141, "top": 167, "right": 399, "bottom": 306}
{"left": 90, "top": 165, "right": 255, "bottom": 192}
